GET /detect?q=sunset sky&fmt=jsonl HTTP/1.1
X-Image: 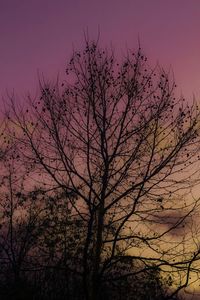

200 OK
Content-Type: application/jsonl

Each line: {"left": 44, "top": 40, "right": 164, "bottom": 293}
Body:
{"left": 1, "top": 0, "right": 200, "bottom": 101}
{"left": 2, "top": 2, "right": 200, "bottom": 298}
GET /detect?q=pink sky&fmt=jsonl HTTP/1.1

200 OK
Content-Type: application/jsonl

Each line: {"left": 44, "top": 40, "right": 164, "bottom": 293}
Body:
{"left": 1, "top": 0, "right": 200, "bottom": 100}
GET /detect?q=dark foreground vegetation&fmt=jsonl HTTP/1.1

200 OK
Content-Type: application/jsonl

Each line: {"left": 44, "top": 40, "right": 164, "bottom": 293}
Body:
{"left": 0, "top": 38, "right": 200, "bottom": 299}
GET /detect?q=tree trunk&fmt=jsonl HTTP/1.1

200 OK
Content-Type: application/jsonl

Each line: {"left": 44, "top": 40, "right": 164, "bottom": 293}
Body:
{"left": 90, "top": 204, "right": 104, "bottom": 300}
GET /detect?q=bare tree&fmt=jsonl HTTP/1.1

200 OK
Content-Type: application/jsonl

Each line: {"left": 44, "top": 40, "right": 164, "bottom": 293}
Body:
{"left": 6, "top": 40, "right": 200, "bottom": 299}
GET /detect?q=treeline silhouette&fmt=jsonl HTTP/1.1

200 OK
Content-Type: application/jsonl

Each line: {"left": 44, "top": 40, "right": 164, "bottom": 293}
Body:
{"left": 0, "top": 187, "right": 179, "bottom": 300}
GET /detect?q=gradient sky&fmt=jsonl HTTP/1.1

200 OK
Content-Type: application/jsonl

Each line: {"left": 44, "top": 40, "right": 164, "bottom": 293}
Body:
{"left": 1, "top": 0, "right": 200, "bottom": 100}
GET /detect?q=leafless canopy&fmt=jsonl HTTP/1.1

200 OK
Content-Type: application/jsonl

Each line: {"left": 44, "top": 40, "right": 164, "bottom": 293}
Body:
{"left": 4, "top": 40, "right": 200, "bottom": 299}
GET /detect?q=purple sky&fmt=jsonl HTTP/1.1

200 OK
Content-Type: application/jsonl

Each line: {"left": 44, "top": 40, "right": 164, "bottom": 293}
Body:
{"left": 1, "top": 0, "right": 200, "bottom": 100}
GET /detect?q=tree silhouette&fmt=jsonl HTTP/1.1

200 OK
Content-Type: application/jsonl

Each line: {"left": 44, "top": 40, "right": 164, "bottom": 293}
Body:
{"left": 4, "top": 39, "right": 200, "bottom": 299}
